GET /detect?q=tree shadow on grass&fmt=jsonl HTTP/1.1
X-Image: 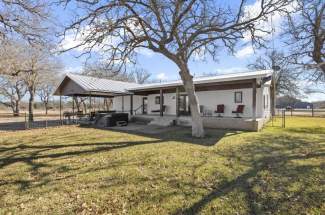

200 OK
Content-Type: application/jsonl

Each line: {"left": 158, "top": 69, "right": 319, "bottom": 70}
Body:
{"left": 97, "top": 124, "right": 242, "bottom": 146}
{"left": 174, "top": 133, "right": 325, "bottom": 214}
{"left": 0, "top": 139, "right": 163, "bottom": 191}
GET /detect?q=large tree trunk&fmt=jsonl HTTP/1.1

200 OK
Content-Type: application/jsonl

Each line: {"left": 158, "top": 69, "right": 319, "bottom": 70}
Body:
{"left": 178, "top": 63, "right": 205, "bottom": 138}
{"left": 28, "top": 91, "right": 34, "bottom": 122}
{"left": 45, "top": 103, "right": 48, "bottom": 115}
{"left": 13, "top": 100, "right": 20, "bottom": 117}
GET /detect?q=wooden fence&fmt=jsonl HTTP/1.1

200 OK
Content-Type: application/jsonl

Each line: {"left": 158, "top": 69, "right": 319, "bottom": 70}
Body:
{"left": 275, "top": 108, "right": 325, "bottom": 117}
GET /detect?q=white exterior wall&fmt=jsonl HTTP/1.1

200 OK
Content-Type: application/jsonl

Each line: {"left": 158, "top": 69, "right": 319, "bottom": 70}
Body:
{"left": 112, "top": 86, "right": 272, "bottom": 118}
{"left": 147, "top": 93, "right": 176, "bottom": 115}
{"left": 198, "top": 89, "right": 254, "bottom": 117}
{"left": 113, "top": 95, "right": 142, "bottom": 112}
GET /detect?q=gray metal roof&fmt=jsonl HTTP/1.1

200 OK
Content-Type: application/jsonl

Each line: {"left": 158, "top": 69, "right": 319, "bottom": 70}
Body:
{"left": 128, "top": 70, "right": 273, "bottom": 91}
{"left": 54, "top": 70, "right": 273, "bottom": 96}
{"left": 53, "top": 73, "right": 141, "bottom": 96}
{"left": 67, "top": 73, "right": 140, "bottom": 93}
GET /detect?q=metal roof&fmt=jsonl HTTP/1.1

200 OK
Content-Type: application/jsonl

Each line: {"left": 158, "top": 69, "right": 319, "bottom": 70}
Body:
{"left": 53, "top": 73, "right": 141, "bottom": 96}
{"left": 128, "top": 70, "right": 273, "bottom": 91}
{"left": 54, "top": 70, "right": 273, "bottom": 96}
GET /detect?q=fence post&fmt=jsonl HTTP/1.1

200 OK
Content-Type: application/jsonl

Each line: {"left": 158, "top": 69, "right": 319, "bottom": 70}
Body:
{"left": 283, "top": 110, "right": 286, "bottom": 128}
{"left": 291, "top": 108, "right": 293, "bottom": 116}
{"left": 312, "top": 107, "right": 314, "bottom": 117}
{"left": 25, "top": 112, "right": 28, "bottom": 129}
{"left": 281, "top": 109, "right": 286, "bottom": 128}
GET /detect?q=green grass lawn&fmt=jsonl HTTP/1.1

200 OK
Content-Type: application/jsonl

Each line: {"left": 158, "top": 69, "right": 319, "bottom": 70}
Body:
{"left": 0, "top": 117, "right": 324, "bottom": 214}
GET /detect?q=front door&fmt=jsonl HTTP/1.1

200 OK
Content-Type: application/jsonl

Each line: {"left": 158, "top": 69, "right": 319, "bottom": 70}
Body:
{"left": 178, "top": 95, "right": 190, "bottom": 116}
{"left": 142, "top": 97, "right": 148, "bottom": 114}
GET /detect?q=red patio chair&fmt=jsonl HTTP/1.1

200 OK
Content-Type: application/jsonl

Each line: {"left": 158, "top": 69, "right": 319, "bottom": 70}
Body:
{"left": 232, "top": 105, "right": 245, "bottom": 118}
{"left": 214, "top": 104, "right": 225, "bottom": 117}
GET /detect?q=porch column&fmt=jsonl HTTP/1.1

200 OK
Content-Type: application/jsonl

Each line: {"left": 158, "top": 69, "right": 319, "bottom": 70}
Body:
{"left": 59, "top": 93, "right": 62, "bottom": 125}
{"left": 130, "top": 95, "right": 133, "bottom": 115}
{"left": 252, "top": 78, "right": 257, "bottom": 121}
{"left": 72, "top": 96, "right": 75, "bottom": 122}
{"left": 176, "top": 87, "right": 180, "bottom": 117}
{"left": 122, "top": 95, "right": 124, "bottom": 112}
{"left": 271, "top": 77, "right": 276, "bottom": 116}
{"left": 160, "top": 89, "right": 163, "bottom": 117}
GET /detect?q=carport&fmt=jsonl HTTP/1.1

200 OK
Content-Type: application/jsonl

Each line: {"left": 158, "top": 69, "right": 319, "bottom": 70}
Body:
{"left": 53, "top": 73, "right": 140, "bottom": 122}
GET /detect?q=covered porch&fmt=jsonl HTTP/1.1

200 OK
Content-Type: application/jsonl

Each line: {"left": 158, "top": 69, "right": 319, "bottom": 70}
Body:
{"left": 127, "top": 77, "right": 269, "bottom": 119}
{"left": 53, "top": 73, "right": 139, "bottom": 125}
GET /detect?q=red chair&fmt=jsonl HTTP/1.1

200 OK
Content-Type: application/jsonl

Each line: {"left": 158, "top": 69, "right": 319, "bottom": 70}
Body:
{"left": 214, "top": 104, "right": 225, "bottom": 117}
{"left": 232, "top": 105, "right": 245, "bottom": 118}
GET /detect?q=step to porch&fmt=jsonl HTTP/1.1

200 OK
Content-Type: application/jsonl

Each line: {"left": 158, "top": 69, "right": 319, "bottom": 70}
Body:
{"left": 148, "top": 117, "right": 176, "bottom": 127}
{"left": 176, "top": 117, "right": 192, "bottom": 127}
{"left": 131, "top": 115, "right": 154, "bottom": 124}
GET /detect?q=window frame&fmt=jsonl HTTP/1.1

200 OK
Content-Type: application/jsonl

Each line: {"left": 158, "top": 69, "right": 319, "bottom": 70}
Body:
{"left": 155, "top": 96, "right": 163, "bottom": 105}
{"left": 234, "top": 91, "right": 243, "bottom": 103}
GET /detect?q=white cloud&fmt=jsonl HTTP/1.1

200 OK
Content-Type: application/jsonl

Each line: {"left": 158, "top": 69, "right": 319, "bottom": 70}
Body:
{"left": 157, "top": 72, "right": 168, "bottom": 81}
{"left": 59, "top": 20, "right": 154, "bottom": 58}
{"left": 59, "top": 27, "right": 119, "bottom": 53}
{"left": 235, "top": 46, "right": 254, "bottom": 59}
{"left": 217, "top": 67, "right": 249, "bottom": 74}
{"left": 63, "top": 66, "right": 82, "bottom": 74}
{"left": 242, "top": 0, "right": 297, "bottom": 41}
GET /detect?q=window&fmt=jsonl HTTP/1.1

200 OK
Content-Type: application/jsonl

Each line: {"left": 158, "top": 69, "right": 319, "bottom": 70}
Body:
{"left": 155, "top": 96, "right": 163, "bottom": 104}
{"left": 234, "top": 92, "right": 242, "bottom": 103}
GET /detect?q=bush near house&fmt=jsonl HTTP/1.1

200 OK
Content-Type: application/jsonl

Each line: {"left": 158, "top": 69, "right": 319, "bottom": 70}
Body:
{"left": 0, "top": 117, "right": 324, "bottom": 214}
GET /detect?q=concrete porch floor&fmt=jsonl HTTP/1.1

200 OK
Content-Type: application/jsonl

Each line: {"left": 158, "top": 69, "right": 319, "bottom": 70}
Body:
{"left": 109, "top": 122, "right": 184, "bottom": 134}
{"left": 131, "top": 114, "right": 268, "bottom": 131}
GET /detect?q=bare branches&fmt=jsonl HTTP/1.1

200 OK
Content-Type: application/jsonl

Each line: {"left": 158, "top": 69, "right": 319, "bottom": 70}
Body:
{"left": 248, "top": 50, "right": 300, "bottom": 96}
{"left": 60, "top": 0, "right": 293, "bottom": 69}
{"left": 0, "top": 0, "right": 50, "bottom": 43}
{"left": 82, "top": 61, "right": 151, "bottom": 83}
{"left": 284, "top": 0, "right": 325, "bottom": 81}
{"left": 0, "top": 75, "right": 27, "bottom": 115}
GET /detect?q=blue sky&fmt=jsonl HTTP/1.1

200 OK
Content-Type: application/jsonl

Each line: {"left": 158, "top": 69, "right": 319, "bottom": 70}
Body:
{"left": 54, "top": 1, "right": 325, "bottom": 102}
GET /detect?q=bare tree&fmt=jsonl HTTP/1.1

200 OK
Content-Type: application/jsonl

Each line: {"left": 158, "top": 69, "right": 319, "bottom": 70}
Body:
{"left": 19, "top": 44, "right": 62, "bottom": 121}
{"left": 133, "top": 68, "right": 151, "bottom": 84}
{"left": 248, "top": 50, "right": 300, "bottom": 115}
{"left": 82, "top": 62, "right": 151, "bottom": 83}
{"left": 0, "top": 40, "right": 29, "bottom": 76}
{"left": 248, "top": 51, "right": 299, "bottom": 96}
{"left": 0, "top": 75, "right": 27, "bottom": 116}
{"left": 61, "top": 0, "right": 293, "bottom": 137}
{"left": 0, "top": 0, "right": 49, "bottom": 42}
{"left": 37, "top": 72, "right": 60, "bottom": 115}
{"left": 82, "top": 62, "right": 135, "bottom": 81}
{"left": 284, "top": 0, "right": 325, "bottom": 80}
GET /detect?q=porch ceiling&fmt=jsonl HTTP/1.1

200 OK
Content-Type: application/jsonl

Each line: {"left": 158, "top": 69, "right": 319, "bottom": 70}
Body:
{"left": 132, "top": 79, "right": 261, "bottom": 95}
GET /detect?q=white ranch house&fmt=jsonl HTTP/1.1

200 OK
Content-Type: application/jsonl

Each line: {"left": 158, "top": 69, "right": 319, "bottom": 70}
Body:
{"left": 54, "top": 70, "right": 274, "bottom": 131}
